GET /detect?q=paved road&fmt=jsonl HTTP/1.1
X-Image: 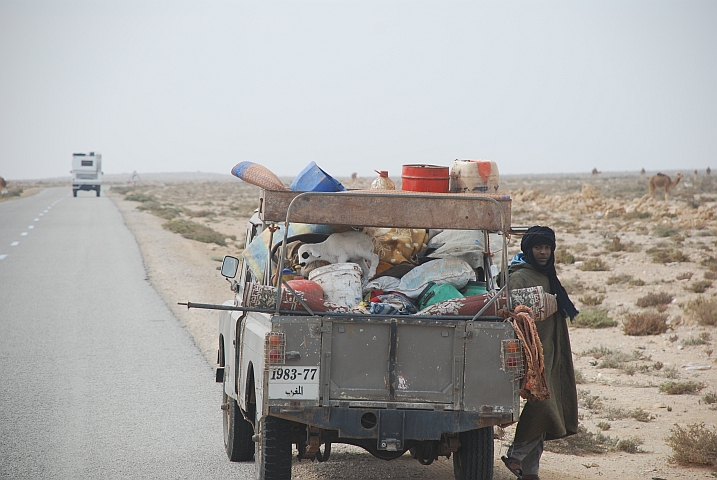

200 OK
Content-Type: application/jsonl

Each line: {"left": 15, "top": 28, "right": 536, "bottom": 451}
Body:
{"left": 0, "top": 188, "right": 253, "bottom": 479}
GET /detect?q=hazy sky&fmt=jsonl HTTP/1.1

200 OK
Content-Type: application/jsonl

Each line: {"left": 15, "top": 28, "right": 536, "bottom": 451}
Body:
{"left": 1, "top": 1, "right": 716, "bottom": 181}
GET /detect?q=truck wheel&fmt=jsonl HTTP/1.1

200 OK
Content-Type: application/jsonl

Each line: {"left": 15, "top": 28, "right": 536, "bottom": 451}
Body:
{"left": 223, "top": 375, "right": 254, "bottom": 461}
{"left": 96, "top": 188, "right": 100, "bottom": 197}
{"left": 256, "top": 415, "right": 292, "bottom": 480}
{"left": 453, "top": 426, "right": 493, "bottom": 480}
{"left": 73, "top": 190, "right": 78, "bottom": 197}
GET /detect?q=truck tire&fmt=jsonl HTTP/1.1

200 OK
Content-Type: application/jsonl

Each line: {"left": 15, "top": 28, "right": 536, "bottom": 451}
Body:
{"left": 223, "top": 375, "right": 254, "bottom": 461}
{"left": 96, "top": 187, "right": 100, "bottom": 197}
{"left": 73, "top": 190, "right": 78, "bottom": 197}
{"left": 256, "top": 415, "right": 292, "bottom": 480}
{"left": 453, "top": 426, "right": 493, "bottom": 480}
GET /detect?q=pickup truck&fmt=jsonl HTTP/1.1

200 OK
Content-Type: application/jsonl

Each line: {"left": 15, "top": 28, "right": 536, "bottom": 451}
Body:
{"left": 188, "top": 188, "right": 529, "bottom": 480}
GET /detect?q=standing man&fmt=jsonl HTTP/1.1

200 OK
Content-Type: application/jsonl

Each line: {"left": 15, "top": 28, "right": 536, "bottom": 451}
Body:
{"left": 501, "top": 226, "right": 579, "bottom": 480}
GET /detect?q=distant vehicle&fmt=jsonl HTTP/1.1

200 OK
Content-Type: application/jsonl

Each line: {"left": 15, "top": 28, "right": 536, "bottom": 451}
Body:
{"left": 72, "top": 152, "right": 102, "bottom": 197}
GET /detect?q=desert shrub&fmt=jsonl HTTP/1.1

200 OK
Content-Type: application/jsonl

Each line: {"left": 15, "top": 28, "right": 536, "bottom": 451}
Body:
{"left": 646, "top": 245, "right": 690, "bottom": 263}
{"left": 681, "top": 332, "right": 711, "bottom": 346}
{"left": 653, "top": 225, "right": 679, "bottom": 238}
{"left": 636, "top": 292, "right": 674, "bottom": 308}
{"left": 555, "top": 249, "right": 575, "bottom": 264}
{"left": 628, "top": 278, "right": 646, "bottom": 286}
{"left": 623, "top": 312, "right": 669, "bottom": 336}
{"left": 6, "top": 186, "right": 24, "bottom": 197}
{"left": 580, "top": 345, "right": 614, "bottom": 359}
{"left": 578, "top": 389, "right": 602, "bottom": 410}
{"left": 579, "top": 258, "right": 610, "bottom": 271}
{"left": 705, "top": 271, "right": 717, "bottom": 280}
{"left": 663, "top": 366, "right": 679, "bottom": 379}
{"left": 607, "top": 273, "right": 632, "bottom": 285}
{"left": 659, "top": 381, "right": 706, "bottom": 395}
{"left": 184, "top": 209, "right": 215, "bottom": 218}
{"left": 701, "top": 392, "right": 717, "bottom": 405}
{"left": 111, "top": 186, "right": 133, "bottom": 195}
{"left": 616, "top": 437, "right": 644, "bottom": 453}
{"left": 684, "top": 297, "right": 717, "bottom": 326}
{"left": 666, "top": 423, "right": 717, "bottom": 466}
{"left": 544, "top": 425, "right": 617, "bottom": 455}
{"left": 596, "top": 422, "right": 611, "bottom": 431}
{"left": 138, "top": 202, "right": 182, "bottom": 220}
{"left": 701, "top": 256, "right": 717, "bottom": 271}
{"left": 676, "top": 272, "right": 693, "bottom": 280}
{"left": 578, "top": 295, "right": 605, "bottom": 306}
{"left": 574, "top": 368, "right": 586, "bottom": 384}
{"left": 653, "top": 361, "right": 664, "bottom": 370}
{"left": 605, "top": 236, "right": 636, "bottom": 252}
{"left": 573, "top": 309, "right": 616, "bottom": 328}
{"left": 688, "top": 280, "right": 713, "bottom": 293}
{"left": 630, "top": 408, "right": 654, "bottom": 422}
{"left": 163, "top": 219, "right": 227, "bottom": 246}
{"left": 562, "top": 278, "right": 586, "bottom": 295}
{"left": 125, "top": 192, "right": 154, "bottom": 203}
{"left": 622, "top": 210, "right": 650, "bottom": 220}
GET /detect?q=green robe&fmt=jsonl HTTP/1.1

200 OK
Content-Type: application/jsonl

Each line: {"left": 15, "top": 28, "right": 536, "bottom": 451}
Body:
{"left": 509, "top": 262, "right": 579, "bottom": 442}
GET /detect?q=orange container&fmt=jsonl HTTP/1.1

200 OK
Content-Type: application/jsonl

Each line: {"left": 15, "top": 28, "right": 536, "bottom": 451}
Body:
{"left": 401, "top": 164, "right": 449, "bottom": 192}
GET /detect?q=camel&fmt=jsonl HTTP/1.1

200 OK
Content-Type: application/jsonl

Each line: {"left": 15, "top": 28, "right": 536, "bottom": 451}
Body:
{"left": 591, "top": 168, "right": 600, "bottom": 175}
{"left": 640, "top": 168, "right": 646, "bottom": 175}
{"left": 648, "top": 172, "right": 682, "bottom": 200}
{"left": 0, "top": 176, "right": 7, "bottom": 195}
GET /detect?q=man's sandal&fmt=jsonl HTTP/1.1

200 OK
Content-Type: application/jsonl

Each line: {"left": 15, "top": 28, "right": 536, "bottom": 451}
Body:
{"left": 501, "top": 456, "right": 522, "bottom": 478}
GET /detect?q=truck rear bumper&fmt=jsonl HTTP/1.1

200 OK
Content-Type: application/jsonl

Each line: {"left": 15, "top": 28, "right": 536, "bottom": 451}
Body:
{"left": 269, "top": 405, "right": 514, "bottom": 441}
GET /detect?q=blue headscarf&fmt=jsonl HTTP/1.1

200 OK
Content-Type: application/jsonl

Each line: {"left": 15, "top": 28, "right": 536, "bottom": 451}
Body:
{"left": 518, "top": 226, "right": 579, "bottom": 321}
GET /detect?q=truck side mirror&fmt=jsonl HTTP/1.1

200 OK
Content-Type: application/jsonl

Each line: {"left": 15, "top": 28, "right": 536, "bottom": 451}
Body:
{"left": 221, "top": 256, "right": 240, "bottom": 278}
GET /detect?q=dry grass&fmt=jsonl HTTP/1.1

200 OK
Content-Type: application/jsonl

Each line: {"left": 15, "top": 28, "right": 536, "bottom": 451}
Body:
{"left": 646, "top": 245, "right": 690, "bottom": 263}
{"left": 623, "top": 312, "right": 670, "bottom": 336}
{"left": 596, "top": 422, "right": 610, "bottom": 431}
{"left": 607, "top": 273, "right": 633, "bottom": 285}
{"left": 653, "top": 225, "right": 680, "bottom": 238}
{"left": 555, "top": 249, "right": 576, "bottom": 264}
{"left": 684, "top": 297, "right": 717, "bottom": 326}
{"left": 544, "top": 425, "right": 617, "bottom": 455}
{"left": 701, "top": 256, "right": 717, "bottom": 271}
{"left": 705, "top": 270, "right": 717, "bottom": 280}
{"left": 578, "top": 294, "right": 605, "bottom": 306}
{"left": 622, "top": 210, "right": 651, "bottom": 220}
{"left": 701, "top": 392, "right": 717, "bottom": 405}
{"left": 628, "top": 278, "right": 646, "bottom": 286}
{"left": 636, "top": 292, "right": 674, "bottom": 308}
{"left": 676, "top": 272, "right": 693, "bottom": 281}
{"left": 681, "top": 332, "right": 711, "bottom": 346}
{"left": 573, "top": 309, "right": 616, "bottom": 328}
{"left": 579, "top": 258, "right": 610, "bottom": 271}
{"left": 616, "top": 437, "right": 644, "bottom": 453}
{"left": 163, "top": 219, "right": 227, "bottom": 246}
{"left": 658, "top": 381, "right": 706, "bottom": 395}
{"left": 604, "top": 236, "right": 637, "bottom": 252}
{"left": 688, "top": 280, "right": 713, "bottom": 293}
{"left": 666, "top": 423, "right": 717, "bottom": 467}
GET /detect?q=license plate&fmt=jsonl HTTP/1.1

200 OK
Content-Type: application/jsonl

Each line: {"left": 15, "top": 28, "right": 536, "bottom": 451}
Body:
{"left": 267, "top": 366, "right": 320, "bottom": 400}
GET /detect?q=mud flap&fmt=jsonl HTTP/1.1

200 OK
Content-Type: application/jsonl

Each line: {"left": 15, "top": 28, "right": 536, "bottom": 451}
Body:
{"left": 378, "top": 409, "right": 405, "bottom": 451}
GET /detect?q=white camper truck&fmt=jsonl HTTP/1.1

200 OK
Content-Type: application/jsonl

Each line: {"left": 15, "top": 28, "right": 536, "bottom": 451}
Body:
{"left": 72, "top": 152, "right": 102, "bottom": 197}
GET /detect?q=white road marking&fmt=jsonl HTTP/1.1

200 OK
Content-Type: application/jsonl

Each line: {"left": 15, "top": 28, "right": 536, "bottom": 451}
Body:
{"left": 11, "top": 242, "right": 19, "bottom": 246}
{"left": 39, "top": 213, "right": 44, "bottom": 216}
{"left": 28, "top": 226, "right": 34, "bottom": 229}
{"left": 34, "top": 218, "right": 39, "bottom": 222}
{"left": 21, "top": 232, "right": 28, "bottom": 236}
{"left": 0, "top": 254, "right": 7, "bottom": 261}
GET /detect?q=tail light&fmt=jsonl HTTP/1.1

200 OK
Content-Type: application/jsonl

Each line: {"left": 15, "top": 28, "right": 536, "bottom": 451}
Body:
{"left": 501, "top": 339, "right": 524, "bottom": 380}
{"left": 265, "top": 332, "right": 286, "bottom": 365}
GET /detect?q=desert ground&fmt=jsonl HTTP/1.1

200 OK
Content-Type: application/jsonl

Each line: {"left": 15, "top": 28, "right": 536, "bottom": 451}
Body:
{"left": 6, "top": 169, "right": 715, "bottom": 479}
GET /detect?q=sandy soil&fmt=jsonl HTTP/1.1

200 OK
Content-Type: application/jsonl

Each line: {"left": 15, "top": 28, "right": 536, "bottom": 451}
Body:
{"left": 101, "top": 171, "right": 717, "bottom": 479}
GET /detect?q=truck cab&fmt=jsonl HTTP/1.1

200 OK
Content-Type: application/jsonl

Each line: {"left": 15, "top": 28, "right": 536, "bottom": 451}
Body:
{"left": 71, "top": 152, "right": 102, "bottom": 197}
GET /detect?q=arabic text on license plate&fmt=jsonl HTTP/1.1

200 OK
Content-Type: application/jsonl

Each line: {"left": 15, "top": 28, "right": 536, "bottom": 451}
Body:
{"left": 268, "top": 367, "right": 320, "bottom": 400}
